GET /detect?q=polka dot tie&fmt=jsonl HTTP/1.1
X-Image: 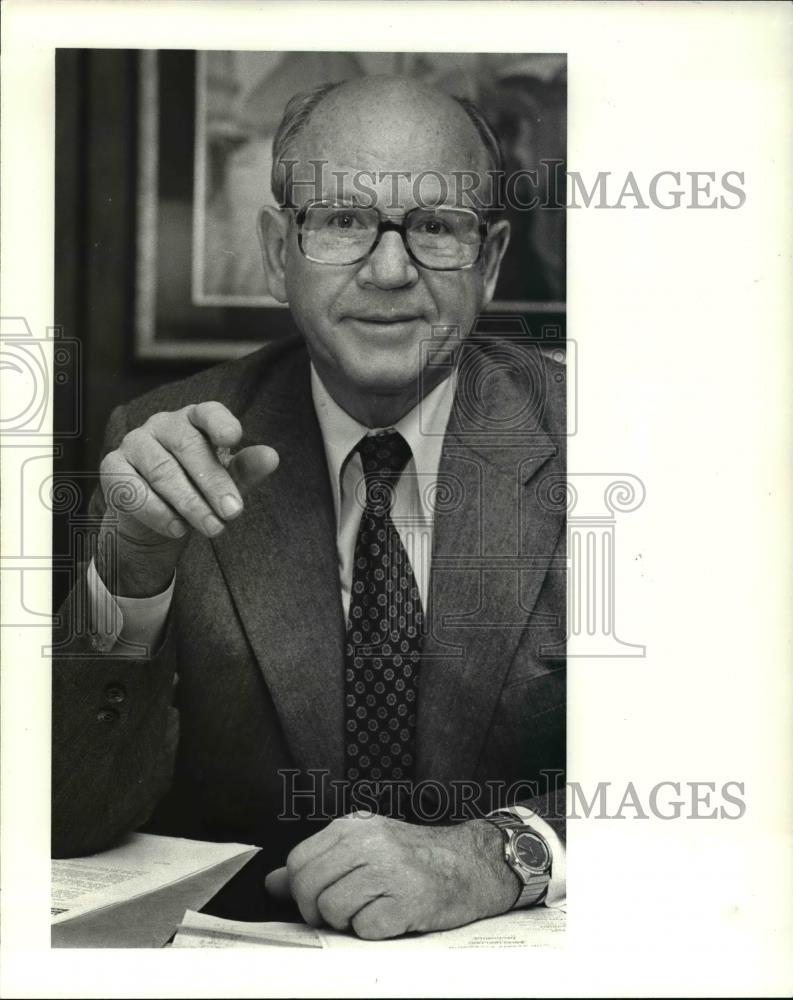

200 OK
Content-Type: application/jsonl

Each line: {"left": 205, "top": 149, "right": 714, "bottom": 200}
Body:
{"left": 344, "top": 430, "right": 423, "bottom": 795}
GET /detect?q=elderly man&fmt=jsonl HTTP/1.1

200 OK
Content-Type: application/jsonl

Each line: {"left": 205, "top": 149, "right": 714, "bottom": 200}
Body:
{"left": 53, "top": 76, "right": 566, "bottom": 940}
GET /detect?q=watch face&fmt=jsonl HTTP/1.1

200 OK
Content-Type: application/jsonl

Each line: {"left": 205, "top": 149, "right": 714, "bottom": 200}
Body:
{"left": 514, "top": 831, "right": 550, "bottom": 871}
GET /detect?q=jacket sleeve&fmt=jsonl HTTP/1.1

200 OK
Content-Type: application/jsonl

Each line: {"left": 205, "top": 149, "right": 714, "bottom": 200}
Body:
{"left": 51, "top": 405, "right": 180, "bottom": 858}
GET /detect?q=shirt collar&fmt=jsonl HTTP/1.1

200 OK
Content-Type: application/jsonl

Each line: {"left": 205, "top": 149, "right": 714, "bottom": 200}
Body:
{"left": 310, "top": 364, "right": 456, "bottom": 523}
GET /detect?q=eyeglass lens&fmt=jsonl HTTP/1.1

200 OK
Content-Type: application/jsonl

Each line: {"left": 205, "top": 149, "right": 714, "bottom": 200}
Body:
{"left": 300, "top": 205, "right": 481, "bottom": 268}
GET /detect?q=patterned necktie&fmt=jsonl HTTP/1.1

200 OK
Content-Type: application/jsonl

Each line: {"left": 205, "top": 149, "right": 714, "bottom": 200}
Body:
{"left": 344, "top": 430, "right": 423, "bottom": 793}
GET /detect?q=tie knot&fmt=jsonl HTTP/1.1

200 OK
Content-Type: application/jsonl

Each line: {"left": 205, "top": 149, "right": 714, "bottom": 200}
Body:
{"left": 357, "top": 430, "right": 412, "bottom": 478}
{"left": 356, "top": 431, "right": 412, "bottom": 515}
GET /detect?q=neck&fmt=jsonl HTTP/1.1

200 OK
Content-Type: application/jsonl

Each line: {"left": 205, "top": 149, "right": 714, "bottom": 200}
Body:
{"left": 313, "top": 365, "right": 448, "bottom": 429}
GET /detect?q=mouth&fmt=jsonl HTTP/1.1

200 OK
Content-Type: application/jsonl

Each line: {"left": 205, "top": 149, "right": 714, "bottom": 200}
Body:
{"left": 348, "top": 314, "right": 423, "bottom": 326}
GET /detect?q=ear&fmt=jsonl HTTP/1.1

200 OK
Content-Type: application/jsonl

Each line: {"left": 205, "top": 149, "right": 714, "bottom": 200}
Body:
{"left": 257, "top": 206, "right": 290, "bottom": 303}
{"left": 480, "top": 218, "right": 511, "bottom": 307}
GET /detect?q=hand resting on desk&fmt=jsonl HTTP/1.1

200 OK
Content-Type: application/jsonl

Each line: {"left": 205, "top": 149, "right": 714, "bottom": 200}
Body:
{"left": 264, "top": 812, "right": 519, "bottom": 941}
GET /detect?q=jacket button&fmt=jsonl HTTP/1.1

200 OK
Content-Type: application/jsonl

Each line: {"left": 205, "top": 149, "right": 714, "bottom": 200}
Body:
{"left": 96, "top": 708, "right": 119, "bottom": 723}
{"left": 104, "top": 684, "right": 126, "bottom": 704}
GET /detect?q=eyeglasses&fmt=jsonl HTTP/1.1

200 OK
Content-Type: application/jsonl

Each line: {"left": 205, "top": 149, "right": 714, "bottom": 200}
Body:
{"left": 290, "top": 200, "right": 488, "bottom": 271}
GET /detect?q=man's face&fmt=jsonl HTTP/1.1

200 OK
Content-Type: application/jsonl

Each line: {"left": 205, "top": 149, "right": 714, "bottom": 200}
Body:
{"left": 263, "top": 80, "right": 509, "bottom": 423}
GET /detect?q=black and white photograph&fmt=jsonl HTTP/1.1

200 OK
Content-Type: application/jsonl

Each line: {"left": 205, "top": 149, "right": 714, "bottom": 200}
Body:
{"left": 1, "top": 2, "right": 791, "bottom": 997}
{"left": 50, "top": 45, "right": 569, "bottom": 947}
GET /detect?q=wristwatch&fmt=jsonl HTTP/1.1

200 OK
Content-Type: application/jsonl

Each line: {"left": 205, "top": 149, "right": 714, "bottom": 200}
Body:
{"left": 486, "top": 810, "right": 553, "bottom": 907}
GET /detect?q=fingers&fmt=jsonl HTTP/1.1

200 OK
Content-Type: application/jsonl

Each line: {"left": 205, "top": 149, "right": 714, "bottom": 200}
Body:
{"left": 289, "top": 844, "right": 363, "bottom": 928}
{"left": 265, "top": 855, "right": 385, "bottom": 935}
{"left": 263, "top": 866, "right": 290, "bottom": 899}
{"left": 100, "top": 450, "right": 187, "bottom": 539}
{"left": 315, "top": 866, "right": 383, "bottom": 932}
{"left": 187, "top": 400, "right": 243, "bottom": 449}
{"left": 351, "top": 896, "right": 405, "bottom": 940}
{"left": 151, "top": 412, "right": 244, "bottom": 520}
{"left": 265, "top": 816, "right": 418, "bottom": 939}
{"left": 228, "top": 445, "right": 280, "bottom": 491}
{"left": 123, "top": 429, "right": 227, "bottom": 537}
{"left": 281, "top": 814, "right": 380, "bottom": 928}
{"left": 285, "top": 816, "right": 350, "bottom": 878}
{"left": 107, "top": 403, "right": 279, "bottom": 541}
{"left": 285, "top": 812, "right": 372, "bottom": 880}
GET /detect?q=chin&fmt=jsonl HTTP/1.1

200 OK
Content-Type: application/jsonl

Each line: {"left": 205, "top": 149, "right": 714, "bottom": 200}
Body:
{"left": 348, "top": 364, "right": 421, "bottom": 398}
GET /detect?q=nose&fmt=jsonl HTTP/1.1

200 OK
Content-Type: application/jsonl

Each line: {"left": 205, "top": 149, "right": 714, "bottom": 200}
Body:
{"left": 357, "top": 230, "right": 419, "bottom": 290}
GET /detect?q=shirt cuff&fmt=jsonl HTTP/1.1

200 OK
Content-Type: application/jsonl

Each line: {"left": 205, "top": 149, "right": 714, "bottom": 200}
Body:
{"left": 487, "top": 803, "right": 566, "bottom": 910}
{"left": 86, "top": 558, "right": 175, "bottom": 656}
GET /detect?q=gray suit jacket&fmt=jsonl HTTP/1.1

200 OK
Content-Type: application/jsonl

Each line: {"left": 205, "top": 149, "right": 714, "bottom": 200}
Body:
{"left": 52, "top": 334, "right": 566, "bottom": 859}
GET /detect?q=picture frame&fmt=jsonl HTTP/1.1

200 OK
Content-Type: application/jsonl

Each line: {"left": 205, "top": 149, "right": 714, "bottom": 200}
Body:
{"left": 135, "top": 49, "right": 566, "bottom": 361}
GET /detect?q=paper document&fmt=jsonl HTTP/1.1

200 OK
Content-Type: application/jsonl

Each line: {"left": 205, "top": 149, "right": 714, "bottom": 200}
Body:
{"left": 173, "top": 913, "right": 325, "bottom": 949}
{"left": 52, "top": 834, "right": 260, "bottom": 948}
{"left": 172, "top": 905, "right": 565, "bottom": 950}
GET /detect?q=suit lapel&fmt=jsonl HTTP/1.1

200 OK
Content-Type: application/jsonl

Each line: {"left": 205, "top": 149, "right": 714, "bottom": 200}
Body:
{"left": 416, "top": 359, "right": 565, "bottom": 785}
{"left": 212, "top": 355, "right": 347, "bottom": 782}
{"left": 208, "top": 342, "right": 564, "bottom": 792}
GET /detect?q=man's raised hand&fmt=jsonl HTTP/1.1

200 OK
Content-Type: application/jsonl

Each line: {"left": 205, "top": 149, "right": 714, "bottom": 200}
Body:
{"left": 97, "top": 401, "right": 279, "bottom": 597}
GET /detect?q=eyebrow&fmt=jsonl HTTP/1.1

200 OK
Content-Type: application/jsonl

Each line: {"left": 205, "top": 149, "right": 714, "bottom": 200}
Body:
{"left": 313, "top": 194, "right": 477, "bottom": 213}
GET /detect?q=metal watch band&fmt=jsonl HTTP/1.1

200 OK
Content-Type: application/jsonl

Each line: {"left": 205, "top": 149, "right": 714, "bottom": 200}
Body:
{"left": 486, "top": 811, "right": 552, "bottom": 907}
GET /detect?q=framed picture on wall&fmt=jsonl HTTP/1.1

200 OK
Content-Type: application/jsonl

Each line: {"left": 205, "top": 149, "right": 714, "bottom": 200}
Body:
{"left": 135, "top": 49, "right": 567, "bottom": 361}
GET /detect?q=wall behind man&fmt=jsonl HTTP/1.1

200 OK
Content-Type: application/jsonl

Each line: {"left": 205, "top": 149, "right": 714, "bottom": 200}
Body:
{"left": 56, "top": 50, "right": 209, "bottom": 478}
{"left": 54, "top": 50, "right": 211, "bottom": 606}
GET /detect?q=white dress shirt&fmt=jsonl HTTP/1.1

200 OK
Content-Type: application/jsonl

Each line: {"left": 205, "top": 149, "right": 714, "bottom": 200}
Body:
{"left": 86, "top": 364, "right": 565, "bottom": 907}
{"left": 310, "top": 364, "right": 455, "bottom": 619}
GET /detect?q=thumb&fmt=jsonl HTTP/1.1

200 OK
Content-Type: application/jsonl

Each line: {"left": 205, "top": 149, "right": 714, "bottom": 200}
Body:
{"left": 264, "top": 866, "right": 291, "bottom": 900}
{"left": 227, "top": 445, "right": 280, "bottom": 492}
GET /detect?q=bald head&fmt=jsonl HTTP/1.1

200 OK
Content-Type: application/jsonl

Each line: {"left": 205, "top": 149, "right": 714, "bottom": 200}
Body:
{"left": 270, "top": 76, "right": 502, "bottom": 211}
{"left": 256, "top": 75, "right": 512, "bottom": 429}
